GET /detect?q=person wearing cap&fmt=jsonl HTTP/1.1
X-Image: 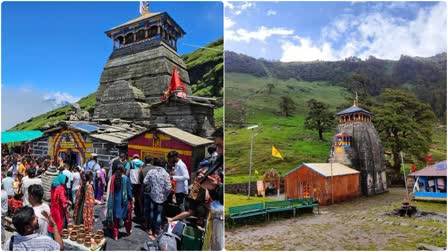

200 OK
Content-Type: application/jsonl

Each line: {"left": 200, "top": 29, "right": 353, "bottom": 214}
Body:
{"left": 167, "top": 151, "right": 189, "bottom": 212}
{"left": 125, "top": 154, "right": 144, "bottom": 218}
{"left": 83, "top": 153, "right": 101, "bottom": 197}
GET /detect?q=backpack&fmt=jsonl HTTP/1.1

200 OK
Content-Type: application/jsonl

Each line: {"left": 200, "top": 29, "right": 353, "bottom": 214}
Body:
{"left": 157, "top": 233, "right": 178, "bottom": 251}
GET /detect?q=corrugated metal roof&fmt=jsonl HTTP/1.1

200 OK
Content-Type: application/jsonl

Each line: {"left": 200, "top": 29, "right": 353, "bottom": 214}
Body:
{"left": 409, "top": 161, "right": 447, "bottom": 177}
{"left": 67, "top": 121, "right": 145, "bottom": 145}
{"left": 1, "top": 131, "right": 43, "bottom": 144}
{"left": 158, "top": 127, "right": 213, "bottom": 147}
{"left": 285, "top": 163, "right": 360, "bottom": 177}
{"left": 336, "top": 105, "right": 373, "bottom": 116}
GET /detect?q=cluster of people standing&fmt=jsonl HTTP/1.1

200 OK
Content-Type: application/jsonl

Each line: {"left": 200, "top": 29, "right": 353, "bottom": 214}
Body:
{"left": 1, "top": 126, "right": 223, "bottom": 250}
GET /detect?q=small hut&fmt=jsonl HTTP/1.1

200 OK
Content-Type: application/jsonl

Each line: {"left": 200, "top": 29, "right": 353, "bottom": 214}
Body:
{"left": 127, "top": 125, "right": 214, "bottom": 176}
{"left": 284, "top": 163, "right": 361, "bottom": 205}
{"left": 409, "top": 161, "right": 447, "bottom": 202}
{"left": 260, "top": 168, "right": 281, "bottom": 197}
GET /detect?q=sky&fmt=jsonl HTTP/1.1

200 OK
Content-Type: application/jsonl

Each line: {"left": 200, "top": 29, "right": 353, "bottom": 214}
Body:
{"left": 225, "top": 1, "right": 447, "bottom": 62}
{"left": 1, "top": 1, "right": 223, "bottom": 130}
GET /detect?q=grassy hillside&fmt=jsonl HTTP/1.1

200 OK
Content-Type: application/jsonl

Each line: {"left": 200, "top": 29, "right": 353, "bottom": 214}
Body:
{"left": 9, "top": 38, "right": 223, "bottom": 131}
{"left": 225, "top": 73, "right": 447, "bottom": 184}
{"left": 10, "top": 93, "right": 96, "bottom": 131}
{"left": 182, "top": 38, "right": 223, "bottom": 97}
{"left": 225, "top": 73, "right": 351, "bottom": 184}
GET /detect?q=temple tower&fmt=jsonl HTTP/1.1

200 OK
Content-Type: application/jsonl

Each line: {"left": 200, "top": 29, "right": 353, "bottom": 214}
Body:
{"left": 93, "top": 5, "right": 191, "bottom": 124}
{"left": 332, "top": 98, "right": 387, "bottom": 196}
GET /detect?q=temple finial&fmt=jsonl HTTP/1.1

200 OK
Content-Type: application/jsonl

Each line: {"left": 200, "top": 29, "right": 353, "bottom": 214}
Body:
{"left": 139, "top": 1, "right": 149, "bottom": 15}
{"left": 354, "top": 91, "right": 358, "bottom": 106}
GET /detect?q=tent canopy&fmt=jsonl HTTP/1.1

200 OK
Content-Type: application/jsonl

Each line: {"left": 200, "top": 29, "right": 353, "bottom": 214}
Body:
{"left": 1, "top": 131, "right": 43, "bottom": 144}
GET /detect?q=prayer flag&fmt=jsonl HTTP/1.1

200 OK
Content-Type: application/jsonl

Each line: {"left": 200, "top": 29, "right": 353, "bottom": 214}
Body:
{"left": 272, "top": 145, "right": 284, "bottom": 160}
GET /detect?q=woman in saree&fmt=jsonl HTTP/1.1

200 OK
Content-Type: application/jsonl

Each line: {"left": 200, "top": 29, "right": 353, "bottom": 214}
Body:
{"left": 95, "top": 166, "right": 106, "bottom": 203}
{"left": 106, "top": 165, "right": 133, "bottom": 240}
{"left": 73, "top": 171, "right": 95, "bottom": 231}
{"left": 48, "top": 173, "right": 71, "bottom": 237}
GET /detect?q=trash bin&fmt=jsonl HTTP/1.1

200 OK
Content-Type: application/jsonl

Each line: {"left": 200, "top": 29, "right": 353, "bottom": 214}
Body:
{"left": 181, "top": 226, "right": 204, "bottom": 251}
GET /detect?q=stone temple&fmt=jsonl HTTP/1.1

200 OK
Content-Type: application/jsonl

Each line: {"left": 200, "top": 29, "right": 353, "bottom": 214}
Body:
{"left": 332, "top": 100, "right": 388, "bottom": 196}
{"left": 93, "top": 7, "right": 191, "bottom": 124}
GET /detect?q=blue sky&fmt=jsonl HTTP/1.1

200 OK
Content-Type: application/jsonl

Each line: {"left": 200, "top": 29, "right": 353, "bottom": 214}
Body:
{"left": 225, "top": 1, "right": 446, "bottom": 61}
{"left": 1, "top": 1, "right": 223, "bottom": 130}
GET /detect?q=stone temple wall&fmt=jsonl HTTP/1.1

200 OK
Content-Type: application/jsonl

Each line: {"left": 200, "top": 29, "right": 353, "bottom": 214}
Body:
{"left": 32, "top": 138, "right": 49, "bottom": 157}
{"left": 93, "top": 41, "right": 191, "bottom": 122}
{"left": 150, "top": 98, "right": 215, "bottom": 138}
{"left": 337, "top": 121, "right": 388, "bottom": 196}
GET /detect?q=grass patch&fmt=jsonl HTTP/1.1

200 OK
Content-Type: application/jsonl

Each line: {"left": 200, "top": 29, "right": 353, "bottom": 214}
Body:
{"left": 224, "top": 193, "right": 277, "bottom": 215}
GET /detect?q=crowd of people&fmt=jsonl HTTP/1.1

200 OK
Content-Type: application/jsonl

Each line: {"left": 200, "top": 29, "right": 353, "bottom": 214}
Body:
{"left": 1, "top": 127, "right": 224, "bottom": 250}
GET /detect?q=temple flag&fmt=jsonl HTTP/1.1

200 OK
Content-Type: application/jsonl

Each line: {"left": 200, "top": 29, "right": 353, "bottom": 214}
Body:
{"left": 410, "top": 164, "right": 416, "bottom": 172}
{"left": 272, "top": 145, "right": 284, "bottom": 160}
{"left": 255, "top": 169, "right": 259, "bottom": 175}
{"left": 426, "top": 153, "right": 432, "bottom": 163}
{"left": 169, "top": 67, "right": 187, "bottom": 92}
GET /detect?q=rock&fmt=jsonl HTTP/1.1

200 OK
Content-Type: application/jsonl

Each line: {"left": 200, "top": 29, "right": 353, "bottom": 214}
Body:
{"left": 417, "top": 243, "right": 445, "bottom": 251}
{"left": 400, "top": 222, "right": 410, "bottom": 227}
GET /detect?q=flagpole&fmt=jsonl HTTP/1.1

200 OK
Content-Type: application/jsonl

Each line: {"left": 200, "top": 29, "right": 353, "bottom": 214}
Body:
{"left": 247, "top": 125, "right": 258, "bottom": 199}
{"left": 401, "top": 151, "right": 409, "bottom": 201}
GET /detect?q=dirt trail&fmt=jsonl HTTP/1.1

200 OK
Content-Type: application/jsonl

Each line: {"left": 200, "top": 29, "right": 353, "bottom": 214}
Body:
{"left": 225, "top": 188, "right": 447, "bottom": 250}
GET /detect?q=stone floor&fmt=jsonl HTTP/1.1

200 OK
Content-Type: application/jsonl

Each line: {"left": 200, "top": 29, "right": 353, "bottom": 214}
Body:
{"left": 2, "top": 204, "right": 154, "bottom": 251}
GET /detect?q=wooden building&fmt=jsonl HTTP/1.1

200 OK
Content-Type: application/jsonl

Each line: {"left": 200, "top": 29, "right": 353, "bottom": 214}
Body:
{"left": 284, "top": 163, "right": 361, "bottom": 205}
{"left": 127, "top": 125, "right": 214, "bottom": 175}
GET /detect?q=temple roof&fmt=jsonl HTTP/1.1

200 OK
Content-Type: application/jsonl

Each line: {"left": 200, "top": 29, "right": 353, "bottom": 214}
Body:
{"left": 336, "top": 105, "right": 373, "bottom": 116}
{"left": 409, "top": 161, "right": 447, "bottom": 177}
{"left": 105, "top": 12, "right": 185, "bottom": 37}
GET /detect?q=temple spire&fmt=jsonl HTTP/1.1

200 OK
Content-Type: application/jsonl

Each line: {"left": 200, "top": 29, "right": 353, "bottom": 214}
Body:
{"left": 353, "top": 91, "right": 359, "bottom": 106}
{"left": 139, "top": 1, "right": 149, "bottom": 15}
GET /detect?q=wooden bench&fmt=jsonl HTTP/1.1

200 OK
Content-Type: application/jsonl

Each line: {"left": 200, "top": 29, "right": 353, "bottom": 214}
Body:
{"left": 229, "top": 203, "right": 266, "bottom": 223}
{"left": 265, "top": 200, "right": 295, "bottom": 220}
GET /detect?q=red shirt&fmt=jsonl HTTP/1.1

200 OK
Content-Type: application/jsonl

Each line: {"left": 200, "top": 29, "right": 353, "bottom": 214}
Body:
{"left": 48, "top": 185, "right": 68, "bottom": 233}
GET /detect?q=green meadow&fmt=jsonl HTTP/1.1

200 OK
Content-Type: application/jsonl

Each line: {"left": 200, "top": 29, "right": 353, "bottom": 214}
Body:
{"left": 225, "top": 73, "right": 351, "bottom": 184}
{"left": 225, "top": 73, "right": 447, "bottom": 184}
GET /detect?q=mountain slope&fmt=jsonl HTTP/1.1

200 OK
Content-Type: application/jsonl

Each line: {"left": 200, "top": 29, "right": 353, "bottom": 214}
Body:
{"left": 226, "top": 51, "right": 447, "bottom": 120}
{"left": 182, "top": 37, "right": 223, "bottom": 97}
{"left": 9, "top": 38, "right": 224, "bottom": 131}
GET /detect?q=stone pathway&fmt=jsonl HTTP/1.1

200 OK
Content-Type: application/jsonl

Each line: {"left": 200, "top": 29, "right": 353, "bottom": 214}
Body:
{"left": 225, "top": 187, "right": 447, "bottom": 250}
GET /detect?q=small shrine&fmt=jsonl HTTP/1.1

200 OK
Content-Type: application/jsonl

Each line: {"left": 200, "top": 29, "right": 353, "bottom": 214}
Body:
{"left": 150, "top": 68, "right": 216, "bottom": 138}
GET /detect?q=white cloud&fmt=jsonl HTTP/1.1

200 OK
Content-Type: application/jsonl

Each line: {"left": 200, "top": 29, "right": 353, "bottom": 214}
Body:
{"left": 280, "top": 36, "right": 336, "bottom": 62}
{"left": 224, "top": 16, "right": 235, "bottom": 29}
{"left": 267, "top": 10, "right": 277, "bottom": 16}
{"left": 1, "top": 87, "right": 80, "bottom": 130}
{"left": 224, "top": 1, "right": 255, "bottom": 16}
{"left": 282, "top": 2, "right": 446, "bottom": 61}
{"left": 226, "top": 26, "right": 294, "bottom": 43}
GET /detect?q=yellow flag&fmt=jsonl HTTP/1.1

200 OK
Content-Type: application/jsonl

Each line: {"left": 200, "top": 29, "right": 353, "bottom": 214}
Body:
{"left": 255, "top": 169, "right": 259, "bottom": 175}
{"left": 272, "top": 145, "right": 284, "bottom": 160}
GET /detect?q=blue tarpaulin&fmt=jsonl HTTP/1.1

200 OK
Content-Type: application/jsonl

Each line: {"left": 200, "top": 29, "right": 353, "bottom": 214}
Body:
{"left": 1, "top": 131, "right": 43, "bottom": 144}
